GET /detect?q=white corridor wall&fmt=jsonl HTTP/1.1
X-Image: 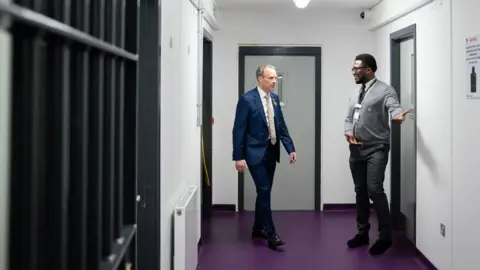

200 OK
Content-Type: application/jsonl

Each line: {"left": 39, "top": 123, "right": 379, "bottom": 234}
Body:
{"left": 451, "top": 0, "right": 480, "bottom": 269}
{"left": 160, "top": 0, "right": 202, "bottom": 269}
{"left": 372, "top": 0, "right": 480, "bottom": 269}
{"left": 212, "top": 8, "right": 378, "bottom": 208}
{"left": 372, "top": 1, "right": 453, "bottom": 269}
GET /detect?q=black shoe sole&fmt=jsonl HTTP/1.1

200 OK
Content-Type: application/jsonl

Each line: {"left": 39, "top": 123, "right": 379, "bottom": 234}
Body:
{"left": 268, "top": 241, "right": 286, "bottom": 250}
{"left": 347, "top": 237, "right": 369, "bottom": 248}
{"left": 347, "top": 242, "right": 369, "bottom": 248}
{"left": 368, "top": 241, "right": 392, "bottom": 255}
{"left": 251, "top": 231, "right": 268, "bottom": 239}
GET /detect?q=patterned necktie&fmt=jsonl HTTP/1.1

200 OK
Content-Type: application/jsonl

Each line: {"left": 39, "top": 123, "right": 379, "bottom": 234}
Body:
{"left": 358, "top": 83, "right": 367, "bottom": 104}
{"left": 265, "top": 94, "right": 277, "bottom": 145}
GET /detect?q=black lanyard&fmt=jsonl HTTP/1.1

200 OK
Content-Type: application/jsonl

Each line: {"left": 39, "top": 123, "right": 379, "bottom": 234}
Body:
{"left": 358, "top": 79, "right": 377, "bottom": 104}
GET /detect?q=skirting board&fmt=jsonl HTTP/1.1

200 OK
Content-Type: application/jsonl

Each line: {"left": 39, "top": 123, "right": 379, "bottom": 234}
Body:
{"left": 323, "top": 203, "right": 362, "bottom": 210}
{"left": 212, "top": 204, "right": 236, "bottom": 212}
{"left": 212, "top": 204, "right": 361, "bottom": 211}
{"left": 198, "top": 238, "right": 203, "bottom": 258}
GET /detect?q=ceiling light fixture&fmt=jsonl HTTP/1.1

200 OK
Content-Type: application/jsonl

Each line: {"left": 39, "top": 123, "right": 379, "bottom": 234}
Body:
{"left": 293, "top": 0, "right": 310, "bottom": 8}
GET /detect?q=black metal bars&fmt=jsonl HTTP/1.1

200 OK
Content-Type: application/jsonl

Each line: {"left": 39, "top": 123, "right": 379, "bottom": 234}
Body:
{"left": 0, "top": 2, "right": 137, "bottom": 60}
{"left": 6, "top": 0, "right": 139, "bottom": 269}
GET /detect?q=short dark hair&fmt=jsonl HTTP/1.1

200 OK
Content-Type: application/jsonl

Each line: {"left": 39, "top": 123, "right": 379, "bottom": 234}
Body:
{"left": 256, "top": 64, "right": 276, "bottom": 79}
{"left": 355, "top": 53, "right": 377, "bottom": 72}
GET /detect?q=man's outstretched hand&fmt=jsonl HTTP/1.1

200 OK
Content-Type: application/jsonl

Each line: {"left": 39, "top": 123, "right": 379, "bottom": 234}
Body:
{"left": 344, "top": 133, "right": 361, "bottom": 145}
{"left": 392, "top": 108, "right": 413, "bottom": 123}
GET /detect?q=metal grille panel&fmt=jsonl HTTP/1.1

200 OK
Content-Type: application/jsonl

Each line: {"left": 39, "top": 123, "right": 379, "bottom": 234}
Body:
{"left": 1, "top": 1, "right": 140, "bottom": 269}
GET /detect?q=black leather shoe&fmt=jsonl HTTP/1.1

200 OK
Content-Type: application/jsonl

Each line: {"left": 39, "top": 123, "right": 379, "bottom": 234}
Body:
{"left": 267, "top": 234, "right": 286, "bottom": 250}
{"left": 252, "top": 229, "right": 268, "bottom": 239}
{"left": 368, "top": 239, "right": 392, "bottom": 255}
{"left": 347, "top": 234, "right": 369, "bottom": 248}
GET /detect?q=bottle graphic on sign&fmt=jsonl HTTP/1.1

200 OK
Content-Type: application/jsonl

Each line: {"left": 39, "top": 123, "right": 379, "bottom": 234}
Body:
{"left": 471, "top": 66, "right": 477, "bottom": 93}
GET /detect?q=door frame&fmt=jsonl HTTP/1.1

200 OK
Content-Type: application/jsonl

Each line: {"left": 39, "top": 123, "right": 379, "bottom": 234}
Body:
{"left": 201, "top": 31, "right": 213, "bottom": 221}
{"left": 237, "top": 46, "right": 322, "bottom": 212}
{"left": 389, "top": 24, "right": 417, "bottom": 243}
{"left": 0, "top": 2, "right": 12, "bottom": 268}
{"left": 137, "top": 0, "right": 162, "bottom": 269}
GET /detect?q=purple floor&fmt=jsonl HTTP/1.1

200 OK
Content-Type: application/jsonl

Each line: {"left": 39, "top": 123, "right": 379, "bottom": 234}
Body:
{"left": 198, "top": 211, "right": 433, "bottom": 270}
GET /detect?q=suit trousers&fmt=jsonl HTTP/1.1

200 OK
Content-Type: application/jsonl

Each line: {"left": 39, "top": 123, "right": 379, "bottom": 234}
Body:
{"left": 349, "top": 143, "right": 392, "bottom": 240}
{"left": 248, "top": 143, "right": 277, "bottom": 235}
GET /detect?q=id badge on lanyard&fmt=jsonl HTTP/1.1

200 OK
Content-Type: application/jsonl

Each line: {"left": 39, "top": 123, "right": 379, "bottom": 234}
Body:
{"left": 353, "top": 104, "right": 362, "bottom": 120}
{"left": 354, "top": 79, "right": 376, "bottom": 120}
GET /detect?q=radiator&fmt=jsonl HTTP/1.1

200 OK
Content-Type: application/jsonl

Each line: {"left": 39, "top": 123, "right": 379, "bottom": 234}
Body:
{"left": 174, "top": 185, "right": 199, "bottom": 270}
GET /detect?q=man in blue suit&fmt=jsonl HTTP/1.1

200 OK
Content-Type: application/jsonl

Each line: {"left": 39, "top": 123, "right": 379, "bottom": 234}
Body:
{"left": 232, "top": 64, "right": 297, "bottom": 250}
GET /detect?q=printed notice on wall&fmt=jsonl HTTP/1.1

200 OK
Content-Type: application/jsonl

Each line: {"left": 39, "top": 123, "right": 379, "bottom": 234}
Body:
{"left": 465, "top": 35, "right": 480, "bottom": 99}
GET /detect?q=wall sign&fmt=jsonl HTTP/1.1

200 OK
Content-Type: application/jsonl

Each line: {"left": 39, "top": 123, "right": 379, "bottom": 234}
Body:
{"left": 465, "top": 34, "right": 480, "bottom": 99}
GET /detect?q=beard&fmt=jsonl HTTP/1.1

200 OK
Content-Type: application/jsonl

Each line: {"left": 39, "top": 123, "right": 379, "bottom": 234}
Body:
{"left": 355, "top": 76, "right": 368, "bottom": 84}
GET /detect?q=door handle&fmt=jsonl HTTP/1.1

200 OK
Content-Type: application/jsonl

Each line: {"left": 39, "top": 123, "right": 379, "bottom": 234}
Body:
{"left": 277, "top": 73, "right": 283, "bottom": 101}
{"left": 410, "top": 53, "right": 416, "bottom": 109}
{"left": 277, "top": 72, "right": 286, "bottom": 108}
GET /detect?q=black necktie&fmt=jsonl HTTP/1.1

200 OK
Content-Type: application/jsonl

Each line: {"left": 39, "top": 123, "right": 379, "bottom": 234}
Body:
{"left": 358, "top": 84, "right": 366, "bottom": 104}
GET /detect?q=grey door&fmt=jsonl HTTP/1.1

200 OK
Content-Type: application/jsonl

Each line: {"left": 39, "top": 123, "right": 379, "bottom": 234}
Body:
{"left": 399, "top": 38, "right": 417, "bottom": 243}
{"left": 243, "top": 55, "right": 316, "bottom": 211}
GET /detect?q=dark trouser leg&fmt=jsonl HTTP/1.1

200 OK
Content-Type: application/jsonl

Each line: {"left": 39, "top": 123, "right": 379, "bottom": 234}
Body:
{"left": 365, "top": 144, "right": 391, "bottom": 240}
{"left": 253, "top": 162, "right": 276, "bottom": 231}
{"left": 349, "top": 145, "right": 371, "bottom": 236}
{"left": 264, "top": 144, "right": 276, "bottom": 233}
{"left": 253, "top": 196, "right": 262, "bottom": 231}
{"left": 249, "top": 164, "right": 276, "bottom": 235}
{"left": 250, "top": 144, "right": 277, "bottom": 234}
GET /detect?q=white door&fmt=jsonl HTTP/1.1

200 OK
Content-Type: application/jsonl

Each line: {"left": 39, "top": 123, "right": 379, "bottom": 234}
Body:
{"left": 243, "top": 55, "right": 316, "bottom": 211}
{"left": 399, "top": 38, "right": 417, "bottom": 243}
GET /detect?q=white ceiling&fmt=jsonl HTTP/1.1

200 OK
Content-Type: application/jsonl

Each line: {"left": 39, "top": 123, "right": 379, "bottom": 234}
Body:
{"left": 216, "top": 0, "right": 382, "bottom": 10}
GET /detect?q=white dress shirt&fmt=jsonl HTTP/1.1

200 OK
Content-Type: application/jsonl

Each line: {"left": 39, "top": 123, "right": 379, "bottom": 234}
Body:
{"left": 362, "top": 77, "right": 378, "bottom": 96}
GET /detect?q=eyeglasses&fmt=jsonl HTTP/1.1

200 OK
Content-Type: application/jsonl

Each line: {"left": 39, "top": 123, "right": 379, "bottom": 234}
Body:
{"left": 351, "top": 66, "right": 367, "bottom": 72}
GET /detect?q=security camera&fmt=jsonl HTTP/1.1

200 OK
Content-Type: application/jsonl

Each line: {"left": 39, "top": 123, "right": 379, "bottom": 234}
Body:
{"left": 360, "top": 10, "right": 370, "bottom": 20}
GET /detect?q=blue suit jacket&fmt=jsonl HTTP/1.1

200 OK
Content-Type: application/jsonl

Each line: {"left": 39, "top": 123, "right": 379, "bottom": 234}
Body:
{"left": 232, "top": 88, "right": 295, "bottom": 166}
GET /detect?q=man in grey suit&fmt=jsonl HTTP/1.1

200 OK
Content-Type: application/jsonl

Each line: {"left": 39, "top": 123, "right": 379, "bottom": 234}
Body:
{"left": 344, "top": 54, "right": 411, "bottom": 255}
